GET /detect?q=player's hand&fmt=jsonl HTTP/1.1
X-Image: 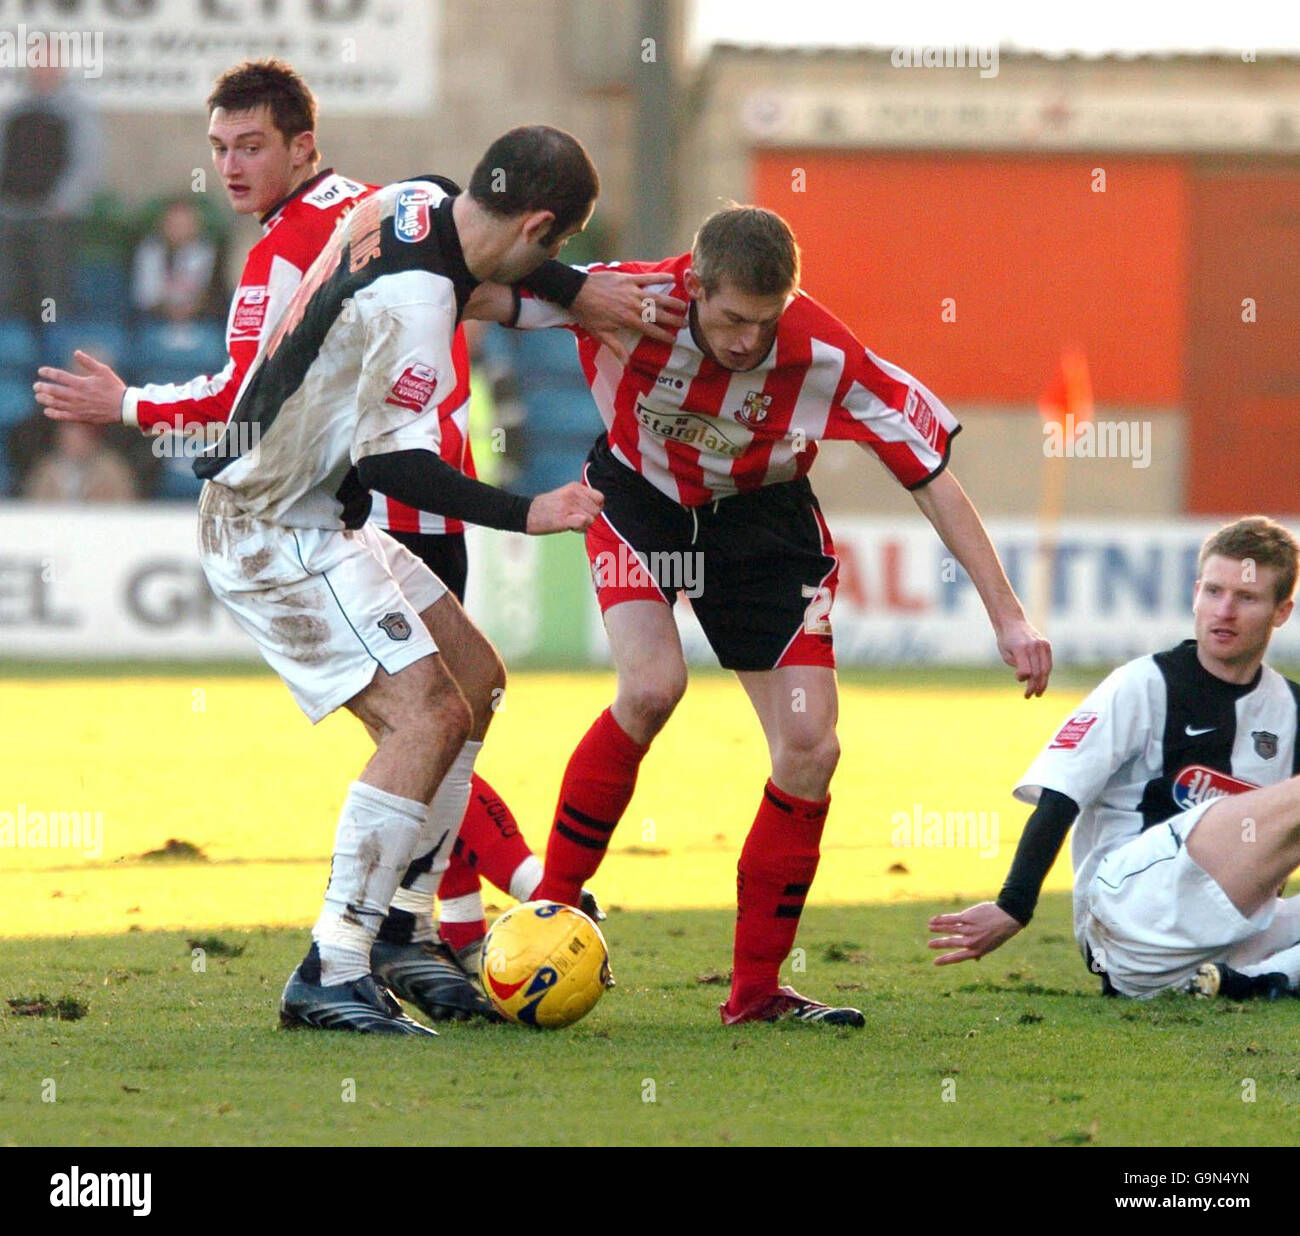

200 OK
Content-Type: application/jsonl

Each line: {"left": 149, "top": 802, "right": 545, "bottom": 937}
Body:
{"left": 928, "top": 901, "right": 1023, "bottom": 965}
{"left": 995, "top": 616, "right": 1052, "bottom": 698}
{"left": 572, "top": 271, "right": 687, "bottom": 364}
{"left": 34, "top": 351, "right": 127, "bottom": 425}
{"left": 525, "top": 482, "right": 604, "bottom": 534}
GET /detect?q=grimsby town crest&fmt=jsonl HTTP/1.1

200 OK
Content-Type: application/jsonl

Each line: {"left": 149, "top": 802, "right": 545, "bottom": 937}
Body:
{"left": 734, "top": 390, "right": 771, "bottom": 426}
{"left": 378, "top": 612, "right": 412, "bottom": 641}
{"left": 1252, "top": 730, "right": 1279, "bottom": 760}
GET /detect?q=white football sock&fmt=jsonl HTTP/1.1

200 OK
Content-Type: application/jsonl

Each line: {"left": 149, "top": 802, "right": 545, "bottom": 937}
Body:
{"left": 509, "top": 853, "right": 545, "bottom": 903}
{"left": 313, "top": 781, "right": 425, "bottom": 985}
{"left": 392, "top": 740, "right": 482, "bottom": 943}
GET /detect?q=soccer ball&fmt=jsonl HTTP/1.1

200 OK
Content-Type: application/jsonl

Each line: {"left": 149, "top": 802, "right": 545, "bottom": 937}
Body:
{"left": 479, "top": 900, "right": 611, "bottom": 1028}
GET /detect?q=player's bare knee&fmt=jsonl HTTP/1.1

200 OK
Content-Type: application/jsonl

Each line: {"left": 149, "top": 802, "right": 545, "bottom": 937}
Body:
{"left": 621, "top": 671, "right": 686, "bottom": 733}
{"left": 774, "top": 728, "right": 839, "bottom": 788}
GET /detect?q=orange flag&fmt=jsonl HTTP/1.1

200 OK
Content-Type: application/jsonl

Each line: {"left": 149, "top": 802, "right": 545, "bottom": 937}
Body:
{"left": 1039, "top": 346, "right": 1094, "bottom": 428}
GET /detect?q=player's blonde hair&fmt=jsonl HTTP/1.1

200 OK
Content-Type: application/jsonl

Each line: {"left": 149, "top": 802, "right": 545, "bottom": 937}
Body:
{"left": 691, "top": 205, "right": 800, "bottom": 298}
{"left": 1199, "top": 516, "right": 1299, "bottom": 604}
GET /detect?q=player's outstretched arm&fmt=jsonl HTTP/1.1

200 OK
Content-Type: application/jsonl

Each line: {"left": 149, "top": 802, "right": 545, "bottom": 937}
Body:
{"left": 356, "top": 449, "right": 602, "bottom": 536}
{"left": 911, "top": 468, "right": 1052, "bottom": 697}
{"left": 34, "top": 350, "right": 127, "bottom": 425}
{"left": 927, "top": 787, "right": 1078, "bottom": 964}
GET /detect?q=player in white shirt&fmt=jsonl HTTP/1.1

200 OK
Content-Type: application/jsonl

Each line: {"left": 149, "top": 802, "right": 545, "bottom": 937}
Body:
{"left": 197, "top": 127, "right": 614, "bottom": 1035}
{"left": 930, "top": 516, "right": 1300, "bottom": 999}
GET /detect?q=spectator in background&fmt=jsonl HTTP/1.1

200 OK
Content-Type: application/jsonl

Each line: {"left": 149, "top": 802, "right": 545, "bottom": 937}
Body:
{"left": 23, "top": 420, "right": 137, "bottom": 502}
{"left": 0, "top": 65, "right": 101, "bottom": 328}
{"left": 131, "top": 198, "right": 227, "bottom": 322}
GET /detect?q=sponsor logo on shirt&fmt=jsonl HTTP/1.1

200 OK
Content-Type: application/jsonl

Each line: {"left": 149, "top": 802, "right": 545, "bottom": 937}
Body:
{"left": 655, "top": 373, "right": 685, "bottom": 390}
{"left": 304, "top": 176, "right": 368, "bottom": 210}
{"left": 1048, "top": 712, "right": 1098, "bottom": 749}
{"left": 904, "top": 387, "right": 940, "bottom": 447}
{"left": 393, "top": 187, "right": 433, "bottom": 243}
{"left": 734, "top": 390, "right": 771, "bottom": 426}
{"left": 634, "top": 400, "right": 748, "bottom": 459}
{"left": 231, "top": 285, "right": 268, "bottom": 337}
{"left": 1171, "top": 764, "right": 1258, "bottom": 811}
{"left": 385, "top": 363, "right": 439, "bottom": 412}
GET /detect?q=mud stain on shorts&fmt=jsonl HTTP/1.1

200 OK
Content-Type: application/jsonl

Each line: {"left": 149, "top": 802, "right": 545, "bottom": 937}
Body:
{"left": 269, "top": 613, "right": 332, "bottom": 665}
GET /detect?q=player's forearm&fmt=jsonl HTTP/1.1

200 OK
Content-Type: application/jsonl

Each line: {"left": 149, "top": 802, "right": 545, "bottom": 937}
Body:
{"left": 911, "top": 469, "right": 1025, "bottom": 631}
{"left": 996, "top": 789, "right": 1079, "bottom": 925}
{"left": 356, "top": 449, "right": 532, "bottom": 533}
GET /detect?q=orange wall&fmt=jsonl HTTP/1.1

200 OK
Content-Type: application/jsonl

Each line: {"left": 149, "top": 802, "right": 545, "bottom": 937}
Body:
{"left": 753, "top": 152, "right": 1187, "bottom": 405}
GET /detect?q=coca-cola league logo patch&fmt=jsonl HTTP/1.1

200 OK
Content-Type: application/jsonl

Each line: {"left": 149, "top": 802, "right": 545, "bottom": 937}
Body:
{"left": 393, "top": 187, "right": 433, "bottom": 243}
{"left": 384, "top": 363, "right": 439, "bottom": 412}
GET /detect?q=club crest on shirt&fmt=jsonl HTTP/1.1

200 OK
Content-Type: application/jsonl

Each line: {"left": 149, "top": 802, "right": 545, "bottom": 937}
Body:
{"left": 734, "top": 390, "right": 771, "bottom": 426}
{"left": 1171, "top": 764, "right": 1258, "bottom": 811}
{"left": 1252, "top": 730, "right": 1279, "bottom": 760}
{"left": 378, "top": 612, "right": 411, "bottom": 641}
{"left": 385, "top": 363, "right": 439, "bottom": 412}
{"left": 1048, "top": 712, "right": 1098, "bottom": 749}
{"left": 393, "top": 187, "right": 433, "bottom": 243}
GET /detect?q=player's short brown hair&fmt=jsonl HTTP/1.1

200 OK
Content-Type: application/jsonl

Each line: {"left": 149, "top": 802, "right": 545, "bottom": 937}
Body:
{"left": 1199, "top": 516, "right": 1299, "bottom": 604}
{"left": 468, "top": 126, "right": 599, "bottom": 246}
{"left": 207, "top": 58, "right": 320, "bottom": 164}
{"left": 691, "top": 205, "right": 800, "bottom": 298}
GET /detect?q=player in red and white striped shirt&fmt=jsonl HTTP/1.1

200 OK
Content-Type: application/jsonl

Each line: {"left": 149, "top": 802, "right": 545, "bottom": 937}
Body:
{"left": 489, "top": 204, "right": 1053, "bottom": 1025}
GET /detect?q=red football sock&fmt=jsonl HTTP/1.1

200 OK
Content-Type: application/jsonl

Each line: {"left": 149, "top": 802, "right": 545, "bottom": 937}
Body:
{"left": 725, "top": 779, "right": 828, "bottom": 1014}
{"left": 457, "top": 772, "right": 534, "bottom": 896}
{"left": 535, "top": 708, "right": 649, "bottom": 905}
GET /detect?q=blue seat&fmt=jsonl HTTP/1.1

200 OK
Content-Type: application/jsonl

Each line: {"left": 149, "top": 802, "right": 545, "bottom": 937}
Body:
{"left": 521, "top": 384, "right": 602, "bottom": 436}
{"left": 73, "top": 262, "right": 130, "bottom": 322}
{"left": 136, "top": 320, "right": 226, "bottom": 382}
{"left": 154, "top": 455, "right": 205, "bottom": 500}
{"left": 0, "top": 319, "right": 37, "bottom": 370}
{"left": 41, "top": 318, "right": 131, "bottom": 370}
{"left": 0, "top": 374, "right": 34, "bottom": 428}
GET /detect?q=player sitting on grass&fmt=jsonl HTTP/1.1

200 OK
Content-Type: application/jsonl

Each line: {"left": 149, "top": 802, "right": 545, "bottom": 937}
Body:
{"left": 930, "top": 517, "right": 1300, "bottom": 1000}
{"left": 475, "top": 204, "right": 1051, "bottom": 1027}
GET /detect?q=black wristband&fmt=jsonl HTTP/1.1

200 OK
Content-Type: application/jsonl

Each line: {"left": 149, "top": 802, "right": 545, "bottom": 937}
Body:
{"left": 357, "top": 449, "right": 531, "bottom": 534}
{"left": 520, "top": 260, "right": 587, "bottom": 308}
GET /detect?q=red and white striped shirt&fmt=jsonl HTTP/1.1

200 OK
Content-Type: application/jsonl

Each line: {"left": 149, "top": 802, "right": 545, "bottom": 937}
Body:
{"left": 520, "top": 253, "right": 959, "bottom": 506}
{"left": 122, "top": 167, "right": 475, "bottom": 534}
{"left": 123, "top": 169, "right": 373, "bottom": 433}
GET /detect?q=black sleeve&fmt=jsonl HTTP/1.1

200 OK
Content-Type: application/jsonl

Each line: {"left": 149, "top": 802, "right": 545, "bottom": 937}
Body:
{"left": 356, "top": 449, "right": 532, "bottom": 534}
{"left": 519, "top": 260, "right": 587, "bottom": 309}
{"left": 996, "top": 788, "right": 1080, "bottom": 926}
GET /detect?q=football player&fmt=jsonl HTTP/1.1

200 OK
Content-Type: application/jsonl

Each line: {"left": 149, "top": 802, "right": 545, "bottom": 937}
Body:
{"left": 930, "top": 517, "right": 1300, "bottom": 1000}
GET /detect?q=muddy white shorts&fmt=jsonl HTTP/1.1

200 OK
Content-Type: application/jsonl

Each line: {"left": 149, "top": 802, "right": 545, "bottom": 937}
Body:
{"left": 1082, "top": 799, "right": 1278, "bottom": 997}
{"left": 198, "top": 483, "right": 446, "bottom": 722}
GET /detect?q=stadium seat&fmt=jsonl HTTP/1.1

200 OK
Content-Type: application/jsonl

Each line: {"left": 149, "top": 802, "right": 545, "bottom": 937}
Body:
{"left": 0, "top": 374, "right": 35, "bottom": 429}
{"left": 154, "top": 454, "right": 205, "bottom": 500}
{"left": 135, "top": 320, "right": 226, "bottom": 385}
{"left": 0, "top": 319, "right": 37, "bottom": 372}
{"left": 41, "top": 318, "right": 131, "bottom": 371}
{"left": 74, "top": 261, "right": 130, "bottom": 322}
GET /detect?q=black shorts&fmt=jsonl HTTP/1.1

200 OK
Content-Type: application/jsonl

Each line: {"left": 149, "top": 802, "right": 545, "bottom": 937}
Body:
{"left": 382, "top": 529, "right": 468, "bottom": 604}
{"left": 582, "top": 435, "right": 838, "bottom": 672}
